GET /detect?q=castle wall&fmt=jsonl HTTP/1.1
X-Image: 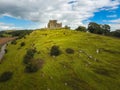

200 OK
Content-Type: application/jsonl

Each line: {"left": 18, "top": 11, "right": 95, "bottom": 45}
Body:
{"left": 48, "top": 20, "right": 62, "bottom": 29}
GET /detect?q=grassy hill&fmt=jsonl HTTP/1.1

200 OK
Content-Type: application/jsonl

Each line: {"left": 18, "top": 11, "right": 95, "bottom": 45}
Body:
{"left": 0, "top": 29, "right": 120, "bottom": 90}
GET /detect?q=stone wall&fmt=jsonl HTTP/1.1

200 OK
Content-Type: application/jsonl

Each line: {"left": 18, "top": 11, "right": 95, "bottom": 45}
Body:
{"left": 48, "top": 20, "right": 62, "bottom": 29}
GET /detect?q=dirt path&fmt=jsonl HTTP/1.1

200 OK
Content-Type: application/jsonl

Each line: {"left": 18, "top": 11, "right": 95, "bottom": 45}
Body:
{"left": 0, "top": 37, "right": 17, "bottom": 62}
{"left": 0, "top": 44, "right": 6, "bottom": 61}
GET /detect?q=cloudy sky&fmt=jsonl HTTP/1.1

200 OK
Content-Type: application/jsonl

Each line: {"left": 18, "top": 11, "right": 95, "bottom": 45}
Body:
{"left": 0, "top": 0, "right": 120, "bottom": 31}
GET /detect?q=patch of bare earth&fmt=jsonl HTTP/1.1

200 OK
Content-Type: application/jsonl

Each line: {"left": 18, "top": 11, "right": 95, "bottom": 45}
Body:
{"left": 0, "top": 37, "right": 17, "bottom": 45}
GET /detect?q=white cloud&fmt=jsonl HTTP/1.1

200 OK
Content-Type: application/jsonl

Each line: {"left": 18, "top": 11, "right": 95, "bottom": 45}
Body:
{"left": 0, "top": 22, "right": 22, "bottom": 30}
{"left": 110, "top": 23, "right": 120, "bottom": 31}
{"left": 107, "top": 15, "right": 117, "bottom": 18}
{"left": 103, "top": 18, "right": 120, "bottom": 30}
{"left": 0, "top": 0, "right": 119, "bottom": 29}
{"left": 108, "top": 18, "right": 120, "bottom": 30}
{"left": 109, "top": 18, "right": 120, "bottom": 24}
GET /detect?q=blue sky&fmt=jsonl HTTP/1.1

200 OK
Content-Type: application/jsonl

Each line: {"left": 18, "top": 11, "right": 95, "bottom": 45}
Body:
{"left": 0, "top": 16, "right": 39, "bottom": 29}
{"left": 0, "top": 0, "right": 120, "bottom": 31}
{"left": 89, "top": 6, "right": 120, "bottom": 24}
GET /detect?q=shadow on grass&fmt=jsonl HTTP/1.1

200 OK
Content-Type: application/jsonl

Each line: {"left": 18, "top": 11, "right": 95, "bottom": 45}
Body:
{"left": 92, "top": 66, "right": 117, "bottom": 78}
{"left": 100, "top": 48, "right": 120, "bottom": 54}
{"left": 65, "top": 76, "right": 94, "bottom": 90}
{"left": 61, "top": 66, "right": 94, "bottom": 90}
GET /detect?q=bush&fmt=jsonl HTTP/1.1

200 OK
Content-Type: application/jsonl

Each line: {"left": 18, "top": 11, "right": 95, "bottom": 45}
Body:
{"left": 66, "top": 48, "right": 74, "bottom": 54}
{"left": 25, "top": 63, "right": 39, "bottom": 73}
{"left": 23, "top": 55, "right": 32, "bottom": 64}
{"left": 25, "top": 59, "right": 44, "bottom": 73}
{"left": 50, "top": 45, "right": 61, "bottom": 56}
{"left": 23, "top": 49, "right": 37, "bottom": 64}
{"left": 11, "top": 40, "right": 17, "bottom": 45}
{"left": 20, "top": 42, "right": 25, "bottom": 47}
{"left": 0, "top": 71, "right": 13, "bottom": 82}
{"left": 27, "top": 49, "right": 36, "bottom": 56}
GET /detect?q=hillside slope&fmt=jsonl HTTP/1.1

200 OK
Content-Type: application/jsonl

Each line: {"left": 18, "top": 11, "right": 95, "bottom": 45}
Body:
{"left": 0, "top": 29, "right": 120, "bottom": 90}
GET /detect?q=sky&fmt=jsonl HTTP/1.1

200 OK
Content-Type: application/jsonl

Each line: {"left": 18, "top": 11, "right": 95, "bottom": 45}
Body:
{"left": 0, "top": 0, "right": 120, "bottom": 31}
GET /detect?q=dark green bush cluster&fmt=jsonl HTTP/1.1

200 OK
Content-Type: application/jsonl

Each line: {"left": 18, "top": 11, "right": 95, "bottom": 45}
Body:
{"left": 109, "top": 30, "right": 120, "bottom": 38}
{"left": 66, "top": 48, "right": 74, "bottom": 54}
{"left": 23, "top": 49, "right": 44, "bottom": 73}
{"left": 23, "top": 49, "right": 37, "bottom": 64}
{"left": 25, "top": 63, "right": 39, "bottom": 73}
{"left": 25, "top": 59, "right": 44, "bottom": 73}
{"left": 9, "top": 30, "right": 33, "bottom": 39}
{"left": 20, "top": 42, "right": 25, "bottom": 47}
{"left": 50, "top": 45, "right": 61, "bottom": 56}
{"left": 0, "top": 71, "right": 13, "bottom": 82}
{"left": 11, "top": 40, "right": 17, "bottom": 45}
{"left": 0, "top": 30, "right": 33, "bottom": 38}
{"left": 0, "top": 31, "right": 6, "bottom": 37}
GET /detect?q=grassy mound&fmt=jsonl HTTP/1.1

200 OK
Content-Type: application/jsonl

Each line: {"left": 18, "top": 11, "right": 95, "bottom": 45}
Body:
{"left": 0, "top": 29, "right": 120, "bottom": 90}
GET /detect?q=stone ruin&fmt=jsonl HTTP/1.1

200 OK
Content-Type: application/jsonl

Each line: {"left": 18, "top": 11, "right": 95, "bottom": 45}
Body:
{"left": 47, "top": 20, "right": 62, "bottom": 29}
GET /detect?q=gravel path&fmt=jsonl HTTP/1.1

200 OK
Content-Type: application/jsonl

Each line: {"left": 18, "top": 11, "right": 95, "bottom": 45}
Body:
{"left": 0, "top": 44, "right": 6, "bottom": 61}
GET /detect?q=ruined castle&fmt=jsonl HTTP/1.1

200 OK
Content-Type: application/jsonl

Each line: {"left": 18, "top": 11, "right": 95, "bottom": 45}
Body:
{"left": 48, "top": 20, "right": 62, "bottom": 29}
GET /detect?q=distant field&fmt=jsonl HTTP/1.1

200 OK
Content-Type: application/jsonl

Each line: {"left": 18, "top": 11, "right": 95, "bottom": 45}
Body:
{"left": 0, "top": 37, "right": 16, "bottom": 45}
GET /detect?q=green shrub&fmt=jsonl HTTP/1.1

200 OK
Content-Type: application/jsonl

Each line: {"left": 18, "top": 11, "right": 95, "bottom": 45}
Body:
{"left": 0, "top": 71, "right": 13, "bottom": 82}
{"left": 66, "top": 48, "right": 74, "bottom": 54}
{"left": 23, "top": 49, "right": 37, "bottom": 64}
{"left": 23, "top": 55, "right": 32, "bottom": 64}
{"left": 11, "top": 40, "right": 17, "bottom": 45}
{"left": 27, "top": 49, "right": 36, "bottom": 56}
{"left": 25, "top": 59, "right": 44, "bottom": 73}
{"left": 25, "top": 63, "right": 39, "bottom": 73}
{"left": 50, "top": 45, "right": 61, "bottom": 56}
{"left": 20, "top": 42, "right": 25, "bottom": 47}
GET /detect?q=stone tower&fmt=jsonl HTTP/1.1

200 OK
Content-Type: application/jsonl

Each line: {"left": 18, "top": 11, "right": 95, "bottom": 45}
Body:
{"left": 48, "top": 20, "right": 62, "bottom": 29}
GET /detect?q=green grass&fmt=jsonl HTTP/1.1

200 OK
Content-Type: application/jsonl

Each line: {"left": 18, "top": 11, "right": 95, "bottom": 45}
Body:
{"left": 0, "top": 29, "right": 120, "bottom": 90}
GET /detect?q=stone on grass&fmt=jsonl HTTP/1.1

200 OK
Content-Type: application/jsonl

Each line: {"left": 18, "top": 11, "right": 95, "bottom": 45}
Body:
{"left": 79, "top": 50, "right": 83, "bottom": 53}
{"left": 63, "top": 65, "right": 66, "bottom": 68}
{"left": 94, "top": 58, "right": 97, "bottom": 61}
{"left": 47, "top": 88, "right": 50, "bottom": 90}
{"left": 88, "top": 61, "right": 91, "bottom": 65}
{"left": 96, "top": 49, "right": 100, "bottom": 54}
{"left": 53, "top": 56, "right": 56, "bottom": 58}
{"left": 65, "top": 82, "right": 68, "bottom": 86}
{"left": 89, "top": 56, "right": 92, "bottom": 59}
{"left": 50, "top": 76, "right": 53, "bottom": 80}
{"left": 85, "top": 64, "right": 89, "bottom": 67}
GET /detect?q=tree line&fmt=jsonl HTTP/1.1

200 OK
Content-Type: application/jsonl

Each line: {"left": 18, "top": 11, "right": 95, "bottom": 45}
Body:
{"left": 75, "top": 22, "right": 120, "bottom": 38}
{"left": 0, "top": 30, "right": 33, "bottom": 38}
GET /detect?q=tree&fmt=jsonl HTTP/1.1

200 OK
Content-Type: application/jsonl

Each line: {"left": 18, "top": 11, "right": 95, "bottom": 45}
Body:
{"left": 88, "top": 22, "right": 111, "bottom": 35}
{"left": 110, "top": 29, "right": 120, "bottom": 38}
{"left": 64, "top": 25, "right": 70, "bottom": 29}
{"left": 101, "top": 24, "right": 110, "bottom": 35}
{"left": 75, "top": 26, "right": 87, "bottom": 32}
{"left": 88, "top": 22, "right": 102, "bottom": 34}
